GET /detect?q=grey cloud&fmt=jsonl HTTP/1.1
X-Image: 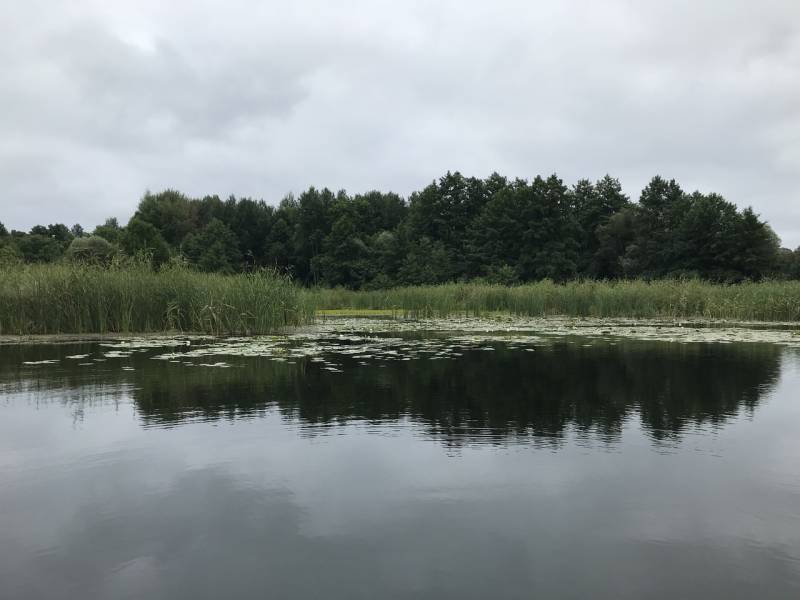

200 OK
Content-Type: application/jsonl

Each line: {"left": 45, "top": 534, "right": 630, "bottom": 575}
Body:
{"left": 1, "top": 0, "right": 799, "bottom": 245}
{"left": 6, "top": 22, "right": 310, "bottom": 150}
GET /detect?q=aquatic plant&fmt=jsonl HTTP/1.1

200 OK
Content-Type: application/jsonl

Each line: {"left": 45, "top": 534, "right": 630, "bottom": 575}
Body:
{"left": 0, "top": 261, "right": 313, "bottom": 335}
{"left": 308, "top": 279, "right": 800, "bottom": 322}
{"left": 4, "top": 264, "right": 800, "bottom": 335}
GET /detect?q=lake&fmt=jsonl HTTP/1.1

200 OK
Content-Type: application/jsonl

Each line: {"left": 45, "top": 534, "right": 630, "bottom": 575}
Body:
{"left": 1, "top": 322, "right": 799, "bottom": 599}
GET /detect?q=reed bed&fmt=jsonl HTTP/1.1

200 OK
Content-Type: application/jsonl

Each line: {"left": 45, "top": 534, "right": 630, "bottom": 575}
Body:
{"left": 308, "top": 280, "right": 800, "bottom": 322}
{"left": 0, "top": 262, "right": 314, "bottom": 335}
{"left": 4, "top": 265, "right": 800, "bottom": 336}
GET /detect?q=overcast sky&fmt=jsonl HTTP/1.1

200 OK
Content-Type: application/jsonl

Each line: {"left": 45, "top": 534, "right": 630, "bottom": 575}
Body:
{"left": 2, "top": 0, "right": 799, "bottom": 245}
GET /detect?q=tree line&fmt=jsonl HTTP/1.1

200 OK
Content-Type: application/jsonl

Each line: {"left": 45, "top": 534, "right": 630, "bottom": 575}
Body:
{"left": 2, "top": 172, "right": 798, "bottom": 286}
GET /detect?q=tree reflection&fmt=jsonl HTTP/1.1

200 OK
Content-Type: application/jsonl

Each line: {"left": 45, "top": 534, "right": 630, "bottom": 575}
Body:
{"left": 0, "top": 339, "right": 782, "bottom": 446}
{"left": 126, "top": 341, "right": 781, "bottom": 446}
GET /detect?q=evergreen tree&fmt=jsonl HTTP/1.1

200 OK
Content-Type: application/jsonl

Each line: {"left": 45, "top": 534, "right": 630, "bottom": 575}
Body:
{"left": 517, "top": 175, "right": 580, "bottom": 281}
{"left": 572, "top": 175, "right": 630, "bottom": 276}
{"left": 632, "top": 176, "right": 688, "bottom": 276}
{"left": 672, "top": 193, "right": 740, "bottom": 279}
{"left": 5, "top": 172, "right": 782, "bottom": 284}
{"left": 467, "top": 181, "right": 526, "bottom": 277}
{"left": 292, "top": 188, "right": 335, "bottom": 284}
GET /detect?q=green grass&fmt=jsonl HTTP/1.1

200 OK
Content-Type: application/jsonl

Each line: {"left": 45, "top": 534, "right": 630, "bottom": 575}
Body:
{"left": 307, "top": 280, "right": 800, "bottom": 322}
{"left": 4, "top": 266, "right": 800, "bottom": 336}
{"left": 0, "top": 262, "right": 314, "bottom": 335}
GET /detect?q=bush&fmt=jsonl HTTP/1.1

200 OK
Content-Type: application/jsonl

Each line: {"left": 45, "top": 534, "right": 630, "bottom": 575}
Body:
{"left": 66, "top": 236, "right": 116, "bottom": 264}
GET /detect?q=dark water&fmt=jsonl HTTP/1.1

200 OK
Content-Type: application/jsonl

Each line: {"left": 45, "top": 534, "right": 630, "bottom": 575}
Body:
{"left": 1, "top": 333, "right": 799, "bottom": 599}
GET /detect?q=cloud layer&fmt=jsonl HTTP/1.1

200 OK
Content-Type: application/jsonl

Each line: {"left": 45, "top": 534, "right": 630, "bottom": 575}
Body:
{"left": 2, "top": 0, "right": 799, "bottom": 245}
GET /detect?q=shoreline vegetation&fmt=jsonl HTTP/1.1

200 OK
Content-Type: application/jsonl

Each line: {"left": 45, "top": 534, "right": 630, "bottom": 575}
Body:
{"left": 3, "top": 263, "right": 800, "bottom": 335}
{"left": 3, "top": 173, "right": 798, "bottom": 292}
{"left": 3, "top": 173, "right": 798, "bottom": 337}
{"left": 308, "top": 280, "right": 800, "bottom": 321}
{"left": 0, "top": 263, "right": 313, "bottom": 336}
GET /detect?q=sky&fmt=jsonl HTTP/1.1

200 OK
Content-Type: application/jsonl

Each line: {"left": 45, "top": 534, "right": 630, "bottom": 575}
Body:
{"left": 2, "top": 0, "right": 799, "bottom": 246}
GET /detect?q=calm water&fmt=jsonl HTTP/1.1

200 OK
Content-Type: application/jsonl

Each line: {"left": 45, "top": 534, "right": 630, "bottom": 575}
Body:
{"left": 1, "top": 330, "right": 799, "bottom": 599}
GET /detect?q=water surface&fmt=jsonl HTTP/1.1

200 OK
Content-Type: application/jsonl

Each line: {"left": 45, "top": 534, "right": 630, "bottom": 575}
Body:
{"left": 1, "top": 329, "right": 799, "bottom": 599}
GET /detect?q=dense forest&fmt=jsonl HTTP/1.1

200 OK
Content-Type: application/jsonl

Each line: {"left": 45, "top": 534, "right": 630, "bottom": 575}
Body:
{"left": 2, "top": 172, "right": 799, "bottom": 287}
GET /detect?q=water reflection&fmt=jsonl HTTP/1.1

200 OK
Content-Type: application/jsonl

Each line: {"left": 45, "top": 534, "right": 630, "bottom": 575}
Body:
{"left": 1, "top": 336, "right": 799, "bottom": 599}
{"left": 0, "top": 338, "right": 783, "bottom": 447}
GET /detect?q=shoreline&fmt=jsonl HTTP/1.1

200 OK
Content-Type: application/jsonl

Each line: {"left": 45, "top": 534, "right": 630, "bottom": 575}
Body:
{"left": 3, "top": 314, "right": 800, "bottom": 347}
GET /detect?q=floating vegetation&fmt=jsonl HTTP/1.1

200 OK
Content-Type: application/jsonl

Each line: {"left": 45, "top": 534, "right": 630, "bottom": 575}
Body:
{"left": 15, "top": 315, "right": 800, "bottom": 371}
{"left": 102, "top": 350, "right": 133, "bottom": 358}
{"left": 311, "top": 316, "right": 800, "bottom": 347}
{"left": 136, "top": 329, "right": 543, "bottom": 366}
{"left": 116, "top": 315, "right": 798, "bottom": 369}
{"left": 100, "top": 337, "right": 211, "bottom": 349}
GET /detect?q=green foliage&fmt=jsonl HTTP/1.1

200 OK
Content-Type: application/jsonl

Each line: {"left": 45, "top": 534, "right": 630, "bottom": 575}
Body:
{"left": 313, "top": 210, "right": 372, "bottom": 287}
{"left": 517, "top": 175, "right": 580, "bottom": 281}
{"left": 734, "top": 208, "right": 780, "bottom": 280}
{"left": 594, "top": 207, "right": 638, "bottom": 278}
{"left": 263, "top": 216, "right": 292, "bottom": 269}
{"left": 0, "top": 262, "right": 312, "bottom": 335}
{"left": 398, "top": 237, "right": 454, "bottom": 285}
{"left": 66, "top": 235, "right": 116, "bottom": 264}
{"left": 182, "top": 218, "right": 242, "bottom": 273}
{"left": 572, "top": 175, "right": 630, "bottom": 275}
{"left": 44, "top": 223, "right": 74, "bottom": 244}
{"left": 120, "top": 218, "right": 171, "bottom": 266}
{"left": 135, "top": 190, "right": 195, "bottom": 246}
{"left": 93, "top": 218, "right": 122, "bottom": 244}
{"left": 467, "top": 175, "right": 579, "bottom": 282}
{"left": 3, "top": 171, "right": 788, "bottom": 285}
{"left": 0, "top": 242, "right": 22, "bottom": 265}
{"left": 309, "top": 279, "right": 800, "bottom": 322}
{"left": 15, "top": 233, "right": 65, "bottom": 263}
{"left": 8, "top": 223, "right": 73, "bottom": 264}
{"left": 0, "top": 222, "right": 18, "bottom": 265}
{"left": 484, "top": 264, "right": 519, "bottom": 286}
{"left": 778, "top": 248, "right": 800, "bottom": 279}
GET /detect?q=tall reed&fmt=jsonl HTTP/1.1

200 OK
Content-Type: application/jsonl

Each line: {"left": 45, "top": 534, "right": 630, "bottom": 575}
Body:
{"left": 5, "top": 266, "right": 800, "bottom": 335}
{"left": 0, "top": 262, "right": 313, "bottom": 335}
{"left": 308, "top": 280, "right": 800, "bottom": 322}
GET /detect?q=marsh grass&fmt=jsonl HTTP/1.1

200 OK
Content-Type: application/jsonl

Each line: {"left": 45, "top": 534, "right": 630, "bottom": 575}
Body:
{"left": 4, "top": 265, "right": 800, "bottom": 336}
{"left": 0, "top": 262, "right": 313, "bottom": 335}
{"left": 308, "top": 280, "right": 800, "bottom": 322}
